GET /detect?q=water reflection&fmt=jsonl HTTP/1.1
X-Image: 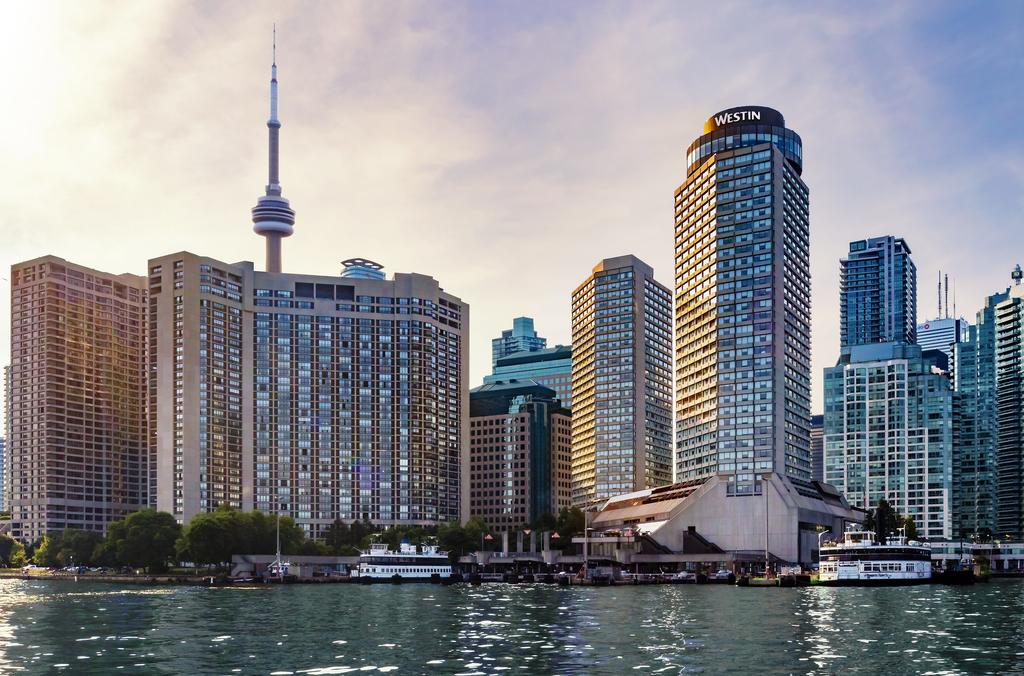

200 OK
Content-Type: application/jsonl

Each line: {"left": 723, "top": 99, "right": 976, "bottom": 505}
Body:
{"left": 1, "top": 579, "right": 1023, "bottom": 674}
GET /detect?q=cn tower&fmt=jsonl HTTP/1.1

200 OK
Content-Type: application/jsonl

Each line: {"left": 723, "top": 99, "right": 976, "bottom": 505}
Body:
{"left": 251, "top": 27, "right": 295, "bottom": 273}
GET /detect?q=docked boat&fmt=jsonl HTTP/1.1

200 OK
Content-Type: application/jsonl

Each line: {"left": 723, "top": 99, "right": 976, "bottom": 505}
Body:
{"left": 354, "top": 542, "right": 452, "bottom": 580}
{"left": 818, "top": 527, "right": 931, "bottom": 586}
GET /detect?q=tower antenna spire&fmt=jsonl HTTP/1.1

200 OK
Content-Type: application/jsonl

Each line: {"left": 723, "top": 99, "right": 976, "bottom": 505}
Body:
{"left": 251, "top": 26, "right": 295, "bottom": 273}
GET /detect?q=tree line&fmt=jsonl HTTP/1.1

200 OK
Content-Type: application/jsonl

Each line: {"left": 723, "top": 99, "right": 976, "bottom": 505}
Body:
{"left": 0, "top": 505, "right": 588, "bottom": 572}
{"left": 862, "top": 498, "right": 919, "bottom": 542}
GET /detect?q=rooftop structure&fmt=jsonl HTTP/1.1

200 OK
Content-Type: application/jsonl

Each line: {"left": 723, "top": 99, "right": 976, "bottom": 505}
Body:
{"left": 492, "top": 317, "right": 547, "bottom": 367}
{"left": 484, "top": 344, "right": 573, "bottom": 407}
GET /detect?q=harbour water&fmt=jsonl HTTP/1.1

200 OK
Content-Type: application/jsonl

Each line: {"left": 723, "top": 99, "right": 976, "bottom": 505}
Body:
{"left": 1, "top": 578, "right": 1023, "bottom": 674}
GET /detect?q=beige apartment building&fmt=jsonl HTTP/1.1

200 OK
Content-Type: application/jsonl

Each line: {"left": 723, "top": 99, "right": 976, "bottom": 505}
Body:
{"left": 7, "top": 256, "right": 147, "bottom": 542}
{"left": 148, "top": 255, "right": 469, "bottom": 534}
{"left": 570, "top": 255, "right": 674, "bottom": 506}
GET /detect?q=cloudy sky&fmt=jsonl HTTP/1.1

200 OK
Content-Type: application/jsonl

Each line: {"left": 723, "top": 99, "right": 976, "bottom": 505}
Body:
{"left": 2, "top": 1, "right": 1022, "bottom": 412}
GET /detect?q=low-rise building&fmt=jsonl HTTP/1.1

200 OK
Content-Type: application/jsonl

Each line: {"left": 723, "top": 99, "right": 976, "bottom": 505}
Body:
{"left": 573, "top": 476, "right": 856, "bottom": 570}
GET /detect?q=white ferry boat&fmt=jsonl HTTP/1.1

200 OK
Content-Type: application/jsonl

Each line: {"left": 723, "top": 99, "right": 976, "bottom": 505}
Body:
{"left": 354, "top": 542, "right": 452, "bottom": 579}
{"left": 818, "top": 527, "right": 932, "bottom": 586}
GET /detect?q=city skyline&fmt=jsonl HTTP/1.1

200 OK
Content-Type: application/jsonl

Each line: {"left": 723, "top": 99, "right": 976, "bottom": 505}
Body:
{"left": 2, "top": 2, "right": 1024, "bottom": 416}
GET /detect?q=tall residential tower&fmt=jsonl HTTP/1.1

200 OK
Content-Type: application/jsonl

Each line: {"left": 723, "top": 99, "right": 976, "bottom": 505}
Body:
{"left": 840, "top": 236, "right": 917, "bottom": 347}
{"left": 824, "top": 343, "right": 953, "bottom": 539}
{"left": 570, "top": 255, "right": 673, "bottom": 505}
{"left": 8, "top": 257, "right": 148, "bottom": 542}
{"left": 995, "top": 267, "right": 1024, "bottom": 539}
{"left": 952, "top": 293, "right": 1005, "bottom": 535}
{"left": 825, "top": 238, "right": 954, "bottom": 538}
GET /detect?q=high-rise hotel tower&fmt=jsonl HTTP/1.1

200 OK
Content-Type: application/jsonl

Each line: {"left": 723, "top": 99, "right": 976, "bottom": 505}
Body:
{"left": 149, "top": 39, "right": 469, "bottom": 533}
{"left": 674, "top": 106, "right": 812, "bottom": 494}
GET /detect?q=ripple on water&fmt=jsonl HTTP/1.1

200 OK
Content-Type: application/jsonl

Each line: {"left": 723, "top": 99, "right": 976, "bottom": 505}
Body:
{"left": 3, "top": 579, "right": 1024, "bottom": 674}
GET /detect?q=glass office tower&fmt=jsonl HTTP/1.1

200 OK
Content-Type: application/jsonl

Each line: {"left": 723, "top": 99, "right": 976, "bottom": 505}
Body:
{"left": 840, "top": 237, "right": 917, "bottom": 347}
{"left": 571, "top": 255, "right": 673, "bottom": 505}
{"left": 824, "top": 343, "right": 953, "bottom": 539}
{"left": 484, "top": 344, "right": 573, "bottom": 407}
{"left": 469, "top": 380, "right": 572, "bottom": 529}
{"left": 918, "top": 317, "right": 970, "bottom": 361}
{"left": 952, "top": 292, "right": 1006, "bottom": 536}
{"left": 675, "top": 106, "right": 812, "bottom": 494}
{"left": 492, "top": 317, "right": 547, "bottom": 367}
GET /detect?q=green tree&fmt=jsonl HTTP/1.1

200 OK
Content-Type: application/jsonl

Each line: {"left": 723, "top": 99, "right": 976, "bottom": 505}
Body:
{"left": 0, "top": 534, "right": 27, "bottom": 568}
{"left": 178, "top": 510, "right": 239, "bottom": 566}
{"left": 49, "top": 529, "right": 103, "bottom": 567}
{"left": 10, "top": 540, "right": 27, "bottom": 568}
{"left": 98, "top": 509, "right": 181, "bottom": 572}
{"left": 531, "top": 512, "right": 557, "bottom": 532}
{"left": 177, "top": 509, "right": 307, "bottom": 567}
{"left": 33, "top": 535, "right": 55, "bottom": 567}
{"left": 552, "top": 507, "right": 585, "bottom": 549}
{"left": 900, "top": 515, "right": 918, "bottom": 541}
{"left": 436, "top": 517, "right": 488, "bottom": 560}
{"left": 862, "top": 508, "right": 875, "bottom": 534}
{"left": 873, "top": 499, "right": 897, "bottom": 544}
{"left": 324, "top": 519, "right": 351, "bottom": 554}
{"left": 297, "top": 539, "right": 329, "bottom": 556}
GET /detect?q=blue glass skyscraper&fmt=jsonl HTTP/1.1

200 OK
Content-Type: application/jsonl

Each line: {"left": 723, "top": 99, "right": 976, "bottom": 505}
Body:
{"left": 840, "top": 236, "right": 917, "bottom": 347}
{"left": 952, "top": 292, "right": 1006, "bottom": 536}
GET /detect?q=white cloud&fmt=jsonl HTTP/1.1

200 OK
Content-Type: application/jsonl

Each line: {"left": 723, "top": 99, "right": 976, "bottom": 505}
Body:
{"left": 1, "top": 1, "right": 1022, "bottom": 418}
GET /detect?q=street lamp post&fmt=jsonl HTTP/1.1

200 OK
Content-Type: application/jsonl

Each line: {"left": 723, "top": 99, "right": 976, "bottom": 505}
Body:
{"left": 817, "top": 528, "right": 830, "bottom": 555}
{"left": 582, "top": 509, "right": 591, "bottom": 581}
{"left": 583, "top": 527, "right": 594, "bottom": 581}
{"left": 763, "top": 473, "right": 771, "bottom": 577}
